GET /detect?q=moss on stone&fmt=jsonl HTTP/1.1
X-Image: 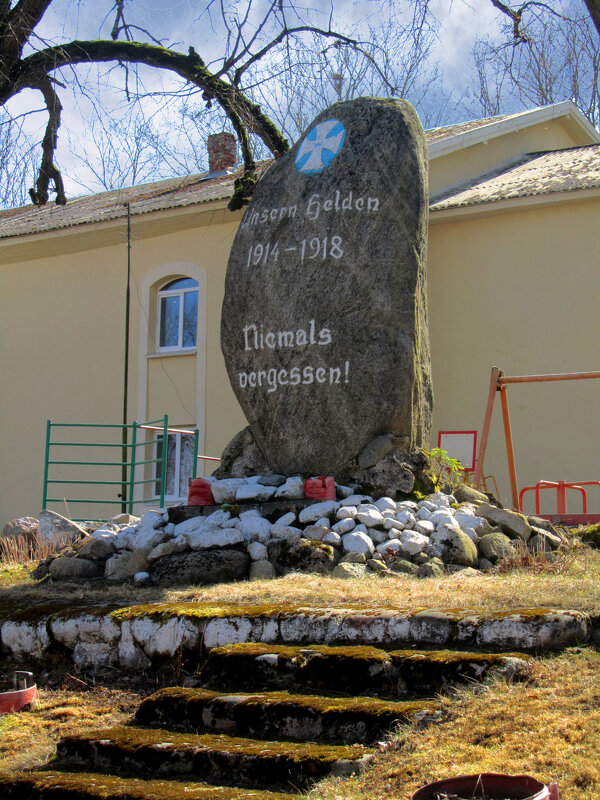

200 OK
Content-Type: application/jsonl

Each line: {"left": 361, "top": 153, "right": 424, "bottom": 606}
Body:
{"left": 0, "top": 770, "right": 292, "bottom": 799}
{"left": 579, "top": 523, "right": 600, "bottom": 548}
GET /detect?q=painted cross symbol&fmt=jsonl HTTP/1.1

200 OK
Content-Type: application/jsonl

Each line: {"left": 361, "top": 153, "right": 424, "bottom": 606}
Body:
{"left": 295, "top": 119, "right": 346, "bottom": 175}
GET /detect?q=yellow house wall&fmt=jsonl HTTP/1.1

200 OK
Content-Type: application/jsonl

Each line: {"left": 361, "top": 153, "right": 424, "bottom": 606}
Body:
{"left": 0, "top": 207, "right": 247, "bottom": 523}
{"left": 429, "top": 121, "right": 578, "bottom": 196}
{"left": 428, "top": 197, "right": 600, "bottom": 512}
{"left": 2, "top": 131, "right": 599, "bottom": 523}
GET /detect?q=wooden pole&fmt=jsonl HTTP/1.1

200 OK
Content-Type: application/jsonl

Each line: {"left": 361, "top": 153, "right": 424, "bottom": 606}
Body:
{"left": 474, "top": 367, "right": 501, "bottom": 490}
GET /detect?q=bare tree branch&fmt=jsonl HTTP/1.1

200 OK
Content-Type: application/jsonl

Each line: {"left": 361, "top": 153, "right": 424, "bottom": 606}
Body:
{"left": 27, "top": 75, "right": 66, "bottom": 205}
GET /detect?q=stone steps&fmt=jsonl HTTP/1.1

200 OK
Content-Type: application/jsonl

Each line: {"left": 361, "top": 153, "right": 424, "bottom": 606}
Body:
{"left": 54, "top": 726, "right": 371, "bottom": 791}
{"left": 0, "top": 771, "right": 293, "bottom": 799}
{"left": 135, "top": 686, "right": 437, "bottom": 744}
{"left": 199, "top": 643, "right": 532, "bottom": 698}
{"left": 0, "top": 603, "right": 558, "bottom": 798}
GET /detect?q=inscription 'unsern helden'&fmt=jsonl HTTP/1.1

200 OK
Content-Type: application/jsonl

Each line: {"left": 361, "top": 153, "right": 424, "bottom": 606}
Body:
{"left": 240, "top": 190, "right": 380, "bottom": 229}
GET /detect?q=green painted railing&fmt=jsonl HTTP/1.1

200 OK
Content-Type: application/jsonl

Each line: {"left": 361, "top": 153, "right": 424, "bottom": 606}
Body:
{"left": 42, "top": 417, "right": 199, "bottom": 522}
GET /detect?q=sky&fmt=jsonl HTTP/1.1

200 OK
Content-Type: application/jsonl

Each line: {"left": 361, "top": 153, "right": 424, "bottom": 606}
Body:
{"left": 1, "top": 0, "right": 568, "bottom": 200}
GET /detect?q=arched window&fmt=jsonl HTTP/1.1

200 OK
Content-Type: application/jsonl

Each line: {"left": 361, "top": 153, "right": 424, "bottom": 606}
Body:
{"left": 157, "top": 277, "right": 199, "bottom": 351}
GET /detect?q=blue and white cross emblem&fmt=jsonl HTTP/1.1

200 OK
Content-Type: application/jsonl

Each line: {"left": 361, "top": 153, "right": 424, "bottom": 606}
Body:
{"left": 295, "top": 119, "right": 346, "bottom": 175}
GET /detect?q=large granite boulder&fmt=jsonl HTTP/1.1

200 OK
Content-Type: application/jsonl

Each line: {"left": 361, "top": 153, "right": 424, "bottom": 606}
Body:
{"left": 221, "top": 97, "right": 432, "bottom": 476}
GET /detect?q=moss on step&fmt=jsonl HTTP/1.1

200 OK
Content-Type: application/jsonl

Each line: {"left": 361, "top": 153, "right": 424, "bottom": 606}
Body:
{"left": 135, "top": 686, "right": 437, "bottom": 743}
{"left": 56, "top": 726, "right": 370, "bottom": 791}
{"left": 0, "top": 770, "right": 292, "bottom": 799}
{"left": 200, "top": 643, "right": 532, "bottom": 698}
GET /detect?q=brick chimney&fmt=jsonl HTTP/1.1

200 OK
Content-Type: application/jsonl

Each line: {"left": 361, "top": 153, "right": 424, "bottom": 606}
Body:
{"left": 207, "top": 132, "right": 237, "bottom": 173}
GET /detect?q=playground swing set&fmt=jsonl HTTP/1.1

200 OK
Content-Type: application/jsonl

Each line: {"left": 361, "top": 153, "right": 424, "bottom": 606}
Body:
{"left": 471, "top": 366, "right": 600, "bottom": 524}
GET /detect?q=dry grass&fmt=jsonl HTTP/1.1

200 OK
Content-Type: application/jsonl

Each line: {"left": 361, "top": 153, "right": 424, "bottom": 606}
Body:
{"left": 0, "top": 533, "right": 72, "bottom": 568}
{"left": 0, "top": 684, "right": 142, "bottom": 773}
{"left": 1, "top": 544, "right": 599, "bottom": 614}
{"left": 308, "top": 648, "right": 600, "bottom": 800}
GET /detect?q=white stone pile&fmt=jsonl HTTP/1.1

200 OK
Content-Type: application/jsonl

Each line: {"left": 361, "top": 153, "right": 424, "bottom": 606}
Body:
{"left": 31, "top": 476, "right": 564, "bottom": 585}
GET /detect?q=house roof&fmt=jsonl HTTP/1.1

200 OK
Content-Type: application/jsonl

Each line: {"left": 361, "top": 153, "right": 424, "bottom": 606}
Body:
{"left": 1, "top": 102, "right": 599, "bottom": 241}
{"left": 430, "top": 144, "right": 600, "bottom": 212}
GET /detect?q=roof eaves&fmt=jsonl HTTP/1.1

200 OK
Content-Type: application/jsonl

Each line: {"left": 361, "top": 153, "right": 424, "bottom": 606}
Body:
{"left": 428, "top": 101, "right": 599, "bottom": 160}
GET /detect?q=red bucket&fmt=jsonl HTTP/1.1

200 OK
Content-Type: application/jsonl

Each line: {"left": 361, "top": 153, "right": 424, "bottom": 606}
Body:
{"left": 187, "top": 478, "right": 214, "bottom": 506}
{"left": 412, "top": 773, "right": 559, "bottom": 800}
{"left": 304, "top": 476, "right": 336, "bottom": 501}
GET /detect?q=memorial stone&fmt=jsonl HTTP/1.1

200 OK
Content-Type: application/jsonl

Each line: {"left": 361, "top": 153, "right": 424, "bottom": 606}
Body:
{"left": 221, "top": 97, "right": 432, "bottom": 476}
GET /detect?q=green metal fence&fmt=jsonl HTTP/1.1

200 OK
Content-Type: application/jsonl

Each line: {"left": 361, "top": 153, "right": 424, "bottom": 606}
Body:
{"left": 42, "top": 416, "right": 199, "bottom": 521}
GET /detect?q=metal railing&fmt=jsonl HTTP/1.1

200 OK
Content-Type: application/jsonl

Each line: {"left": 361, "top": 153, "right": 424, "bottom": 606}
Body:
{"left": 42, "top": 416, "right": 199, "bottom": 521}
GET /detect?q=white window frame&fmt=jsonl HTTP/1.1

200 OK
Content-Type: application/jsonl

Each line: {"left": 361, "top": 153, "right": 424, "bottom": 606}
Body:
{"left": 153, "top": 431, "right": 196, "bottom": 502}
{"left": 156, "top": 279, "right": 199, "bottom": 352}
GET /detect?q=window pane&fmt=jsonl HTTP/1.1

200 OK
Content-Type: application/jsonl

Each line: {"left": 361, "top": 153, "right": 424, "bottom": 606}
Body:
{"left": 160, "top": 295, "right": 180, "bottom": 347}
{"left": 182, "top": 290, "right": 198, "bottom": 348}
{"left": 179, "top": 435, "right": 195, "bottom": 498}
{"left": 163, "top": 277, "right": 198, "bottom": 291}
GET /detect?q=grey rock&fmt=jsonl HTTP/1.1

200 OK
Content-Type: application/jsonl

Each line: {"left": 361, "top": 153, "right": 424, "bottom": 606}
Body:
{"left": 105, "top": 547, "right": 152, "bottom": 581}
{"left": 449, "top": 566, "right": 481, "bottom": 578}
{"left": 341, "top": 531, "right": 375, "bottom": 556}
{"left": 530, "top": 526, "right": 562, "bottom": 550}
{"left": 303, "top": 524, "right": 330, "bottom": 542}
{"left": 400, "top": 529, "right": 430, "bottom": 555}
{"left": 77, "top": 533, "right": 116, "bottom": 561}
{"left": 358, "top": 434, "right": 394, "bottom": 469}
{"left": 355, "top": 504, "right": 384, "bottom": 528}
{"left": 453, "top": 484, "right": 492, "bottom": 505}
{"left": 109, "top": 513, "right": 139, "bottom": 526}
{"left": 249, "top": 560, "right": 276, "bottom": 580}
{"left": 247, "top": 541, "right": 269, "bottom": 561}
{"left": 259, "top": 473, "right": 287, "bottom": 487}
{"left": 529, "top": 532, "right": 560, "bottom": 554}
{"left": 332, "top": 562, "right": 368, "bottom": 579}
{"left": 38, "top": 510, "right": 87, "bottom": 546}
{"left": 477, "top": 503, "right": 533, "bottom": 542}
{"left": 147, "top": 538, "right": 188, "bottom": 562}
{"left": 49, "top": 557, "right": 102, "bottom": 580}
{"left": 417, "top": 560, "right": 444, "bottom": 578}
{"left": 275, "top": 512, "right": 296, "bottom": 526}
{"left": 342, "top": 494, "right": 374, "bottom": 506}
{"left": 221, "top": 97, "right": 432, "bottom": 476}
{"left": 341, "top": 551, "right": 367, "bottom": 564}
{"left": 375, "top": 539, "right": 404, "bottom": 556}
{"left": 331, "top": 517, "right": 356, "bottom": 535}
{"left": 335, "top": 483, "right": 354, "bottom": 498}
{"left": 412, "top": 552, "right": 430, "bottom": 565}
{"left": 133, "top": 571, "right": 151, "bottom": 586}
{"left": 392, "top": 558, "right": 419, "bottom": 575}
{"left": 211, "top": 478, "right": 248, "bottom": 504}
{"left": 186, "top": 528, "right": 245, "bottom": 550}
{"left": 2, "top": 516, "right": 39, "bottom": 545}
{"left": 322, "top": 531, "right": 342, "bottom": 547}
{"left": 432, "top": 528, "right": 478, "bottom": 566}
{"left": 336, "top": 505, "right": 358, "bottom": 520}
{"left": 367, "top": 558, "right": 390, "bottom": 574}
{"left": 478, "top": 557, "right": 495, "bottom": 571}
{"left": 353, "top": 453, "right": 416, "bottom": 498}
{"left": 149, "top": 549, "right": 250, "bottom": 586}
{"left": 236, "top": 482, "right": 276, "bottom": 502}
{"left": 267, "top": 538, "right": 336, "bottom": 576}
{"left": 274, "top": 477, "right": 305, "bottom": 500}
{"left": 478, "top": 532, "right": 515, "bottom": 563}
{"left": 238, "top": 513, "right": 272, "bottom": 543}
{"left": 298, "top": 501, "right": 338, "bottom": 524}
{"left": 270, "top": 524, "right": 303, "bottom": 541}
